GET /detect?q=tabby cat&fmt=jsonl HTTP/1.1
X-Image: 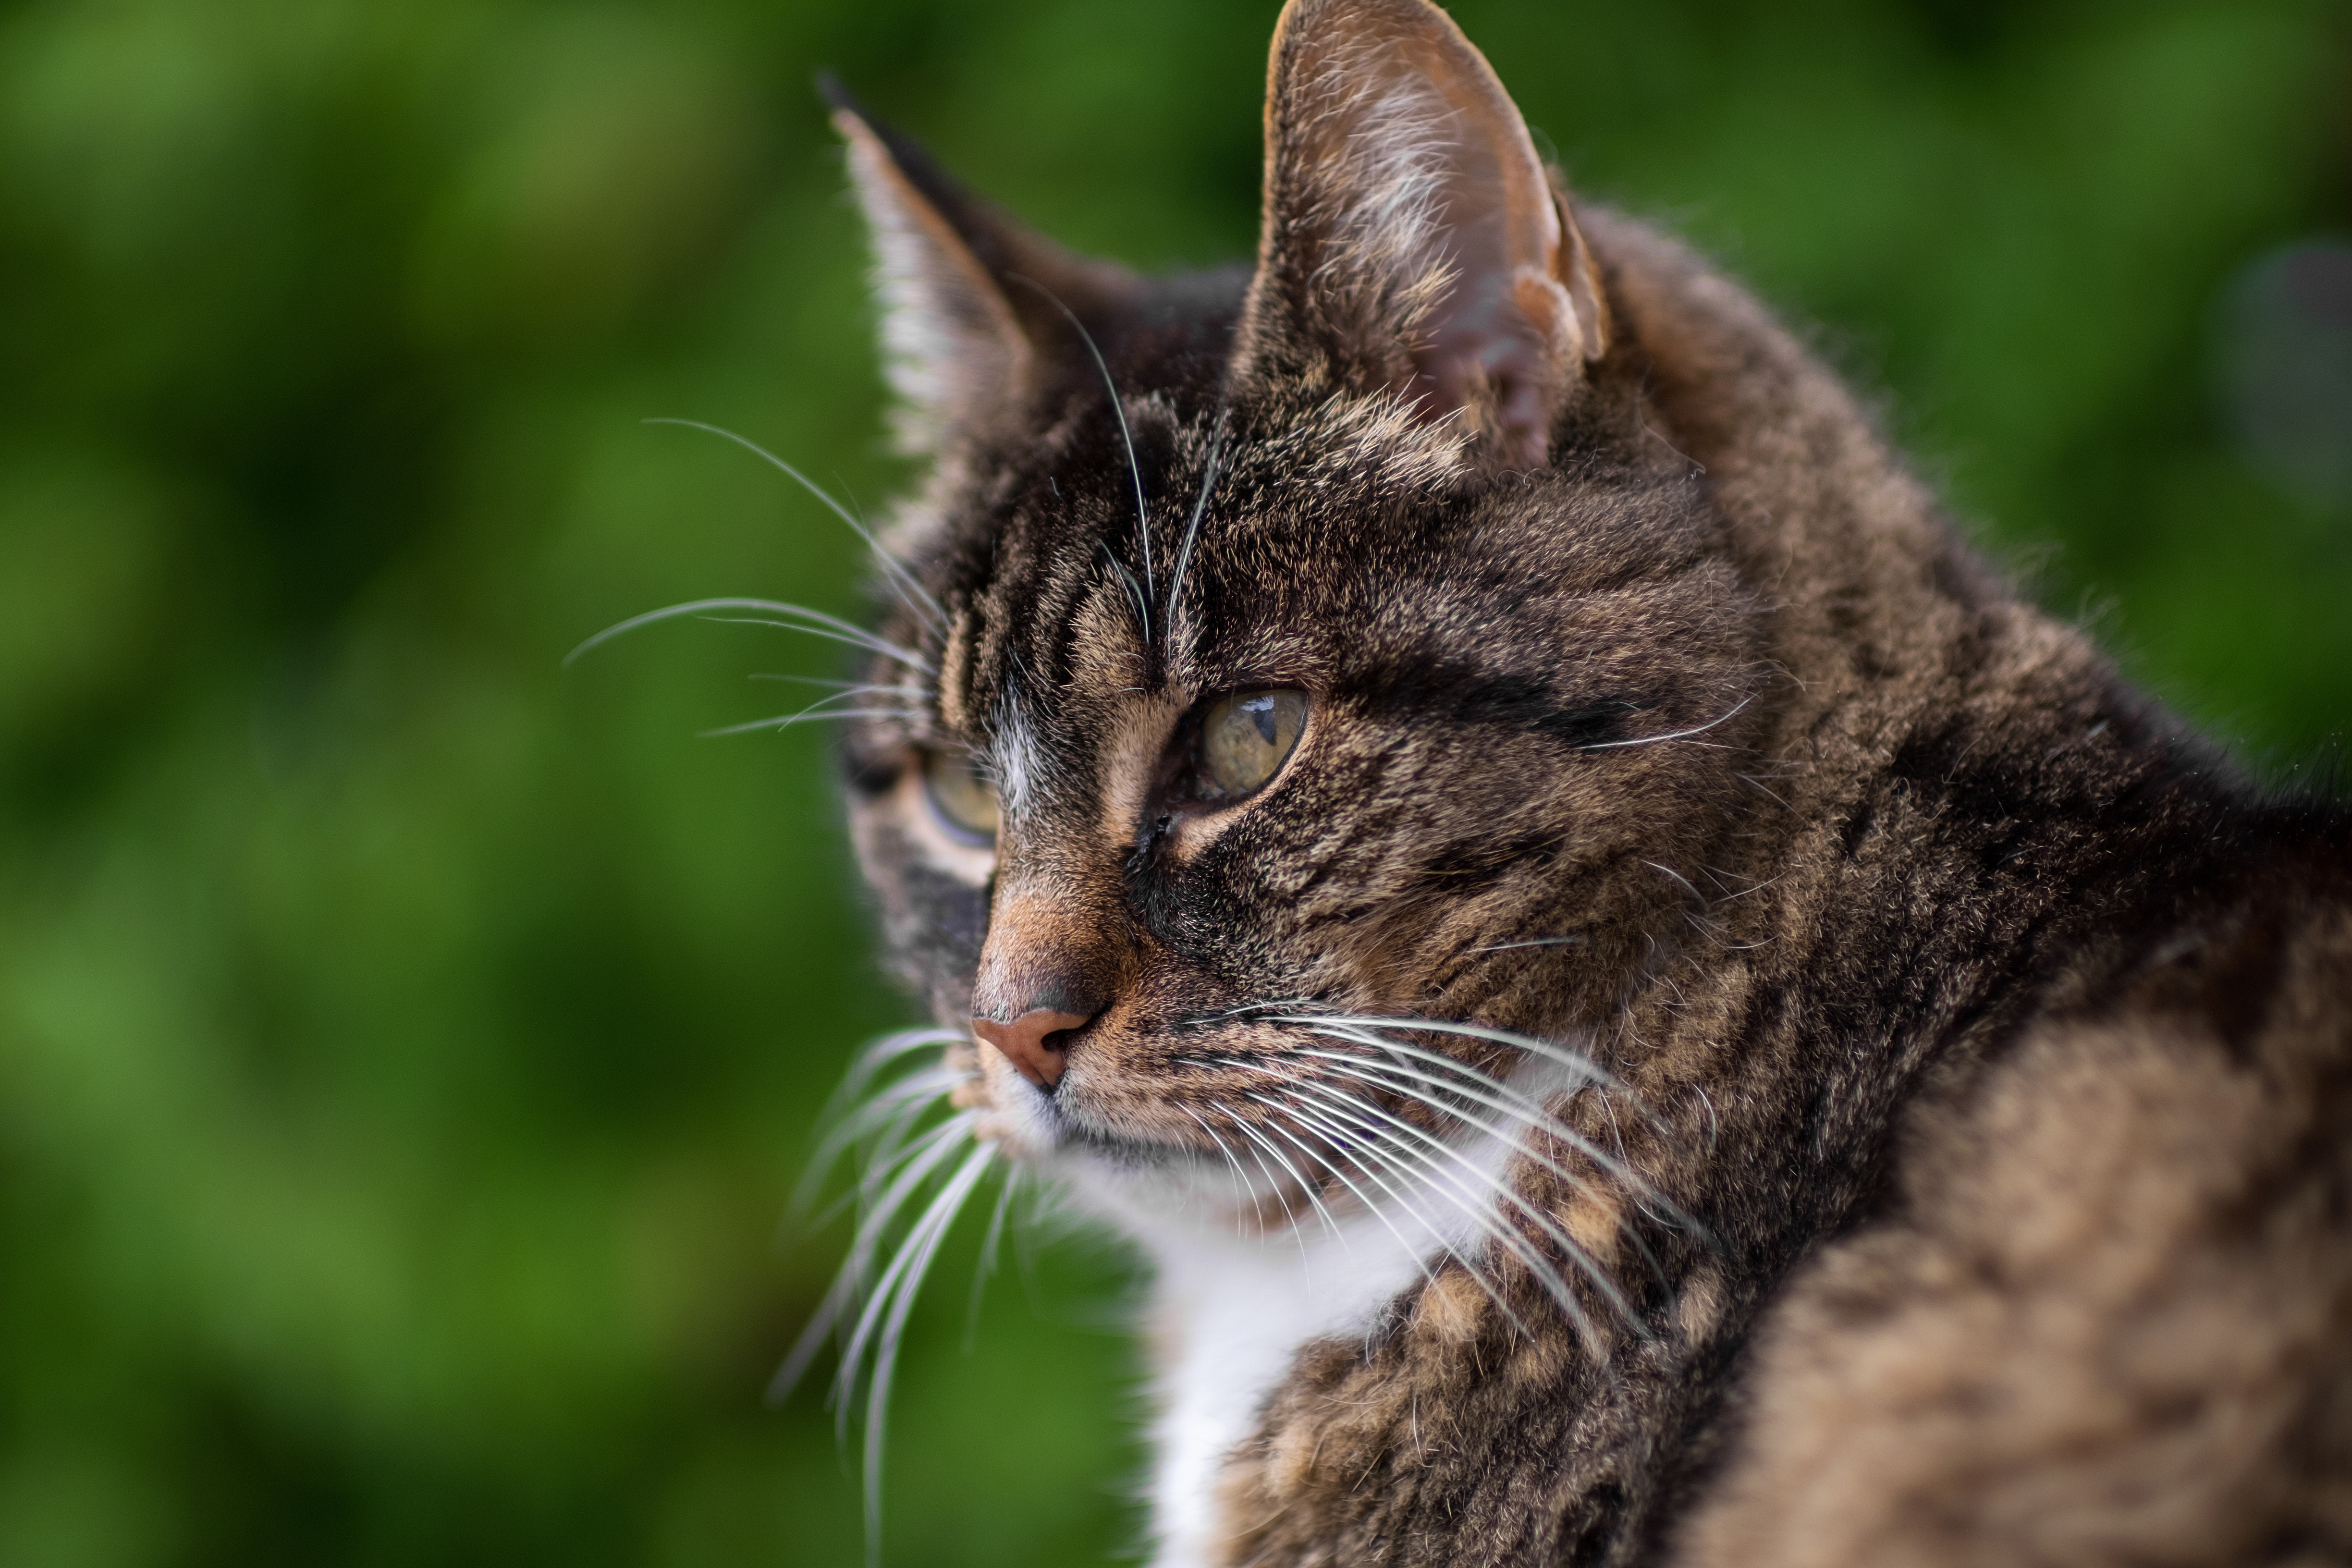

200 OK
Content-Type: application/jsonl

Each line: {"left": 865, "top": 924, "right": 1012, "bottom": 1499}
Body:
{"left": 784, "top": 1, "right": 2352, "bottom": 1563}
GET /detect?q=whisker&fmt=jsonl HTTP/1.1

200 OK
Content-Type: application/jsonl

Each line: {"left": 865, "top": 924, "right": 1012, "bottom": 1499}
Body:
{"left": 794, "top": 1065, "right": 969, "bottom": 1219}
{"left": 749, "top": 675, "right": 927, "bottom": 702}
{"left": 1101, "top": 540, "right": 1152, "bottom": 636}
{"left": 1576, "top": 693, "right": 1753, "bottom": 751}
{"left": 1274, "top": 1072, "right": 1643, "bottom": 1341}
{"left": 855, "top": 1101, "right": 975, "bottom": 1214}
{"left": 643, "top": 417, "right": 947, "bottom": 635}
{"left": 1284, "top": 1048, "right": 1618, "bottom": 1203}
{"left": 698, "top": 708, "right": 916, "bottom": 738}
{"left": 1261, "top": 1092, "right": 1534, "bottom": 1339}
{"left": 1287, "top": 1045, "right": 1678, "bottom": 1291}
{"left": 1163, "top": 409, "right": 1226, "bottom": 636}
{"left": 773, "top": 1110, "right": 978, "bottom": 1405}
{"left": 832, "top": 1128, "right": 984, "bottom": 1422}
{"left": 963, "top": 1165, "right": 1018, "bottom": 1352}
{"left": 790, "top": 1026, "right": 968, "bottom": 1220}
{"left": 564, "top": 597, "right": 934, "bottom": 675}
{"left": 1289, "top": 1028, "right": 1705, "bottom": 1239}
{"left": 1182, "top": 1106, "right": 1269, "bottom": 1240}
{"left": 1010, "top": 276, "right": 1153, "bottom": 630}
{"left": 858, "top": 1144, "right": 993, "bottom": 1566}
{"left": 1253, "top": 1110, "right": 1459, "bottom": 1300}
{"left": 1644, "top": 861, "right": 1706, "bottom": 904}
{"left": 1251, "top": 1070, "right": 1599, "bottom": 1311}
{"left": 1261, "top": 1009, "right": 1682, "bottom": 1146}
{"left": 1473, "top": 934, "right": 1587, "bottom": 953}
{"left": 1227, "top": 1113, "right": 1349, "bottom": 1250}
{"left": 838, "top": 1027, "right": 967, "bottom": 1103}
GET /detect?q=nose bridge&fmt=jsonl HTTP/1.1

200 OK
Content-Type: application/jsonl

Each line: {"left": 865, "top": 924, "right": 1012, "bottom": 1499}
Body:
{"left": 971, "top": 852, "right": 1134, "bottom": 1024}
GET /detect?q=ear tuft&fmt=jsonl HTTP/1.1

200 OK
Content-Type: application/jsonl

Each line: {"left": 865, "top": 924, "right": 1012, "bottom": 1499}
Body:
{"left": 1235, "top": 0, "right": 1608, "bottom": 468}
{"left": 823, "top": 77, "right": 1141, "bottom": 456}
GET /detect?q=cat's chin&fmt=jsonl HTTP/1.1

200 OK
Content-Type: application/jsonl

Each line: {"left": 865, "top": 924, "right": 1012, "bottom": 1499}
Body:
{"left": 957, "top": 1057, "right": 1285, "bottom": 1235}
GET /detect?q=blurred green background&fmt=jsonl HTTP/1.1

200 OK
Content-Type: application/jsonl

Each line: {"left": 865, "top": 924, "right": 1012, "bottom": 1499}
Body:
{"left": 0, "top": 0, "right": 2344, "bottom": 1563}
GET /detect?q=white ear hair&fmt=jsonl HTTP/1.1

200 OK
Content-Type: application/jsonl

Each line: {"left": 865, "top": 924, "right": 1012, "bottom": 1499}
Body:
{"left": 835, "top": 110, "right": 1030, "bottom": 454}
{"left": 1239, "top": 0, "right": 1608, "bottom": 467}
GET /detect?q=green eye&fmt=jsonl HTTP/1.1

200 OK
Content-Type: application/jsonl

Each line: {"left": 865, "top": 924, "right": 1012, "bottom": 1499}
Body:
{"left": 1197, "top": 689, "right": 1309, "bottom": 800}
{"left": 921, "top": 749, "right": 1000, "bottom": 845}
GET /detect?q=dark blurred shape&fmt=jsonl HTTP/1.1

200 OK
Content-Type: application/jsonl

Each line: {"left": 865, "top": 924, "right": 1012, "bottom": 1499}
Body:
{"left": 2216, "top": 239, "right": 2352, "bottom": 508}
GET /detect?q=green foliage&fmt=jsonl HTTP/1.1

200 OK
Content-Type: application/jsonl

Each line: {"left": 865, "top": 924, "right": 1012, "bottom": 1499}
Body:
{"left": 0, "top": 0, "right": 2342, "bottom": 1563}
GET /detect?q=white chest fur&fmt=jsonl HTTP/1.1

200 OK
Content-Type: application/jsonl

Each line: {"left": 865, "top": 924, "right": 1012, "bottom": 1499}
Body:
{"left": 1136, "top": 1201, "right": 1432, "bottom": 1568}
{"left": 1060, "top": 1051, "right": 1574, "bottom": 1568}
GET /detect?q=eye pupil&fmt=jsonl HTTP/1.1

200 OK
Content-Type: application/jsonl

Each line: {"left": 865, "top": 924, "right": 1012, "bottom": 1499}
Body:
{"left": 1198, "top": 688, "right": 1308, "bottom": 800}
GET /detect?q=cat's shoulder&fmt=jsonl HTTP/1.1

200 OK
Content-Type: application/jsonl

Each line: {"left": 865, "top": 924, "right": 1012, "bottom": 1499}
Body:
{"left": 1682, "top": 844, "right": 2352, "bottom": 1567}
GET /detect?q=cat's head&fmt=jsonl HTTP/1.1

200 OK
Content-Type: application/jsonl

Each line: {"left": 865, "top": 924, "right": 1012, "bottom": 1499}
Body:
{"left": 834, "top": 0, "right": 1766, "bottom": 1218}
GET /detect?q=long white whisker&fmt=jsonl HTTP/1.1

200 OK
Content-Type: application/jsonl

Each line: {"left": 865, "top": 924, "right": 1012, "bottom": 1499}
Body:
{"left": 1644, "top": 860, "right": 1706, "bottom": 903}
{"left": 833, "top": 1131, "right": 983, "bottom": 1423}
{"left": 1267, "top": 1009, "right": 1682, "bottom": 1146}
{"left": 1225, "top": 1112, "right": 1348, "bottom": 1249}
{"left": 1261, "top": 1011, "right": 1616, "bottom": 1094}
{"left": 800, "top": 1029, "right": 961, "bottom": 1192}
{"left": 1287, "top": 1033, "right": 1630, "bottom": 1194}
{"left": 1263, "top": 1093, "right": 1533, "bottom": 1339}
{"left": 1272, "top": 1082, "right": 1597, "bottom": 1344}
{"left": 1163, "top": 411, "right": 1225, "bottom": 632}
{"left": 725, "top": 684, "right": 917, "bottom": 729}
{"left": 698, "top": 708, "right": 915, "bottom": 738}
{"left": 963, "top": 1167, "right": 1017, "bottom": 1352}
{"left": 773, "top": 1109, "right": 979, "bottom": 1403}
{"left": 1293, "top": 1027, "right": 1703, "bottom": 1238}
{"left": 1577, "top": 694, "right": 1753, "bottom": 750}
{"left": 836, "top": 1027, "right": 967, "bottom": 1106}
{"left": 855, "top": 1103, "right": 974, "bottom": 1217}
{"left": 1101, "top": 540, "right": 1152, "bottom": 634}
{"left": 1276, "top": 1074, "right": 1639, "bottom": 1339}
{"left": 1012, "top": 278, "right": 1153, "bottom": 627}
{"left": 696, "top": 614, "right": 932, "bottom": 664}
{"left": 1261, "top": 1086, "right": 1571, "bottom": 1307}
{"left": 859, "top": 1145, "right": 992, "bottom": 1566}
{"left": 1253, "top": 1111, "right": 1456, "bottom": 1300}
{"left": 1288, "top": 1049, "right": 1614, "bottom": 1202}
{"left": 643, "top": 417, "right": 947, "bottom": 635}
{"left": 747, "top": 677, "right": 928, "bottom": 709}
{"left": 1182, "top": 1106, "right": 1267, "bottom": 1238}
{"left": 843, "top": 1114, "right": 976, "bottom": 1323}
{"left": 1294, "top": 1045, "right": 1678, "bottom": 1290}
{"left": 564, "top": 597, "right": 934, "bottom": 674}
{"left": 794, "top": 1065, "right": 968, "bottom": 1218}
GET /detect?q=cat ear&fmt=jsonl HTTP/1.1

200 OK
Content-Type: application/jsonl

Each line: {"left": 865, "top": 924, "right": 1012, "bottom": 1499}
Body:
{"left": 1232, "top": 0, "right": 1609, "bottom": 467}
{"left": 823, "top": 78, "right": 1139, "bottom": 454}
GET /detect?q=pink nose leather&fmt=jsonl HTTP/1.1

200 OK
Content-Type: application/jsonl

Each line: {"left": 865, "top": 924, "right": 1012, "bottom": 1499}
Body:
{"left": 971, "top": 1008, "right": 1091, "bottom": 1089}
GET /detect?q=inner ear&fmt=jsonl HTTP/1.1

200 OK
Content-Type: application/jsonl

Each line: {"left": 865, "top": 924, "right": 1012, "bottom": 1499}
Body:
{"left": 1233, "top": 0, "right": 1608, "bottom": 467}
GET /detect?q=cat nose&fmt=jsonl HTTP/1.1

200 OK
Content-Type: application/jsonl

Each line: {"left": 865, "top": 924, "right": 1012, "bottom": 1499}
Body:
{"left": 971, "top": 1008, "right": 1093, "bottom": 1090}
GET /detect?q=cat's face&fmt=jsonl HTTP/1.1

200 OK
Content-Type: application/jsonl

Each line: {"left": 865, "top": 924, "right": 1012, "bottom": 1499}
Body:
{"left": 831, "top": 0, "right": 1765, "bottom": 1220}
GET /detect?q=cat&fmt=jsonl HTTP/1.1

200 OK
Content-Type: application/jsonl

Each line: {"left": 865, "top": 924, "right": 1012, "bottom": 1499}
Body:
{"left": 784, "top": 1, "right": 2352, "bottom": 1563}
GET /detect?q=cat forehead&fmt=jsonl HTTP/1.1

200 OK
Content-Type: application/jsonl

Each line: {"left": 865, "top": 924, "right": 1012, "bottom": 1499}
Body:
{"left": 906, "top": 395, "right": 1707, "bottom": 777}
{"left": 919, "top": 388, "right": 1479, "bottom": 731}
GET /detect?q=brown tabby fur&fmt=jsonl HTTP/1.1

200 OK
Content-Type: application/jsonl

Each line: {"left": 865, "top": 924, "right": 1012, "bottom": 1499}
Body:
{"left": 812, "top": 1, "right": 2352, "bottom": 1563}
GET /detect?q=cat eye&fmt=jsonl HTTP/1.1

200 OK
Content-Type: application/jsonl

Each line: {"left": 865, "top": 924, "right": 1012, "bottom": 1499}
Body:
{"left": 1195, "top": 689, "right": 1309, "bottom": 800}
{"left": 920, "top": 749, "right": 1000, "bottom": 845}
